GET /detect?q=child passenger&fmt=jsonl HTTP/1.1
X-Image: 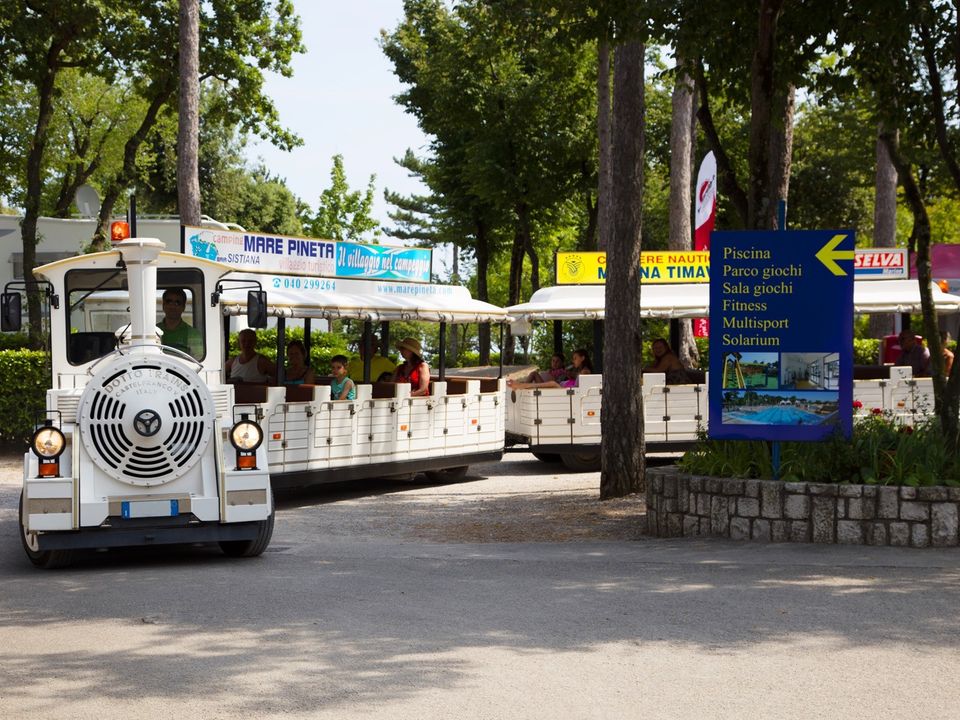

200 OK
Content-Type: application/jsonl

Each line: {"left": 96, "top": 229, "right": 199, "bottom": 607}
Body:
{"left": 508, "top": 349, "right": 593, "bottom": 390}
{"left": 329, "top": 355, "right": 357, "bottom": 401}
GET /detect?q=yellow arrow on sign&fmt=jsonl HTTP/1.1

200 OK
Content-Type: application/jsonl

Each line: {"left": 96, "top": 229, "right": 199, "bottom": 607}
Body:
{"left": 816, "top": 234, "right": 854, "bottom": 276}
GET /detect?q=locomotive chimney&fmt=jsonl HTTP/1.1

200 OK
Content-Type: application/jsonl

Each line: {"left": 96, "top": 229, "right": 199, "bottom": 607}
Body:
{"left": 116, "top": 238, "right": 165, "bottom": 347}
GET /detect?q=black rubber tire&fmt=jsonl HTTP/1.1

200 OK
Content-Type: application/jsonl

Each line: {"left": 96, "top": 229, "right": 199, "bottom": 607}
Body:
{"left": 424, "top": 465, "right": 469, "bottom": 483}
{"left": 560, "top": 452, "right": 601, "bottom": 472}
{"left": 19, "top": 492, "right": 74, "bottom": 569}
{"left": 219, "top": 507, "right": 275, "bottom": 558}
{"left": 532, "top": 452, "right": 562, "bottom": 464}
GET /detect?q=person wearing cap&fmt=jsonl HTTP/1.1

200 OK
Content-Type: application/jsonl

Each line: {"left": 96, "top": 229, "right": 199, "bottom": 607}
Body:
{"left": 393, "top": 337, "right": 430, "bottom": 396}
{"left": 896, "top": 330, "right": 931, "bottom": 377}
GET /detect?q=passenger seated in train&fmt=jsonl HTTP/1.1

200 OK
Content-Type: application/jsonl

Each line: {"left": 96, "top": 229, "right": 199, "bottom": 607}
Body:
{"left": 941, "top": 330, "right": 954, "bottom": 377}
{"left": 284, "top": 339, "right": 316, "bottom": 385}
{"left": 393, "top": 337, "right": 431, "bottom": 396}
{"left": 895, "top": 330, "right": 931, "bottom": 377}
{"left": 643, "top": 338, "right": 690, "bottom": 385}
{"left": 226, "top": 328, "right": 276, "bottom": 384}
{"left": 508, "top": 349, "right": 592, "bottom": 389}
{"left": 524, "top": 353, "right": 569, "bottom": 383}
{"left": 348, "top": 335, "right": 396, "bottom": 383}
{"left": 329, "top": 354, "right": 357, "bottom": 400}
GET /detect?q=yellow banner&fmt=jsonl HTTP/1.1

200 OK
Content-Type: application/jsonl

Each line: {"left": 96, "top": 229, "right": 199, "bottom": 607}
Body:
{"left": 556, "top": 251, "right": 710, "bottom": 284}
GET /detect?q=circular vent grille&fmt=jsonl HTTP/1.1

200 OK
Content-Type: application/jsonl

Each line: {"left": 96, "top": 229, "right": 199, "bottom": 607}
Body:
{"left": 78, "top": 354, "right": 216, "bottom": 486}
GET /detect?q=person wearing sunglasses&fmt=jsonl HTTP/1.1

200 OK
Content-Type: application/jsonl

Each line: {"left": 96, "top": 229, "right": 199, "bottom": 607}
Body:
{"left": 159, "top": 287, "right": 203, "bottom": 359}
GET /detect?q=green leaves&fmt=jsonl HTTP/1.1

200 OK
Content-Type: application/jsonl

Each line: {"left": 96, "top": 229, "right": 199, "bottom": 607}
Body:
{"left": 304, "top": 155, "right": 380, "bottom": 243}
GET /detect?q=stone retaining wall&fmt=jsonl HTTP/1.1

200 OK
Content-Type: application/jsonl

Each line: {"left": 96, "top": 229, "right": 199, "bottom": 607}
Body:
{"left": 646, "top": 467, "right": 960, "bottom": 547}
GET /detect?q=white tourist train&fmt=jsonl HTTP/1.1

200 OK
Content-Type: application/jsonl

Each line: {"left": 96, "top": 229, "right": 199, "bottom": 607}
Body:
{"left": 505, "top": 275, "right": 960, "bottom": 470}
{"left": 7, "top": 226, "right": 507, "bottom": 567}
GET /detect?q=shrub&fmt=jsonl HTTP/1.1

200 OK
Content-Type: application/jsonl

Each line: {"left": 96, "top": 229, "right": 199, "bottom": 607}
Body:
{"left": 853, "top": 338, "right": 881, "bottom": 365}
{"left": 0, "top": 350, "right": 49, "bottom": 445}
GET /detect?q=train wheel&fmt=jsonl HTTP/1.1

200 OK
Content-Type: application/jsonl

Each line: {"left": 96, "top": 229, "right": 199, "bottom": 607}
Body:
{"left": 425, "top": 465, "right": 469, "bottom": 483}
{"left": 560, "top": 452, "right": 601, "bottom": 472}
{"left": 19, "top": 492, "right": 74, "bottom": 569}
{"left": 220, "top": 508, "right": 275, "bottom": 558}
{"left": 532, "top": 452, "right": 562, "bottom": 464}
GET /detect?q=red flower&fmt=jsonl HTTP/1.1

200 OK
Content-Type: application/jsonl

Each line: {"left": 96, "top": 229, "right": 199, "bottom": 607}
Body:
{"left": 872, "top": 408, "right": 883, "bottom": 415}
{"left": 899, "top": 425, "right": 914, "bottom": 434}
{"left": 852, "top": 400, "right": 863, "bottom": 409}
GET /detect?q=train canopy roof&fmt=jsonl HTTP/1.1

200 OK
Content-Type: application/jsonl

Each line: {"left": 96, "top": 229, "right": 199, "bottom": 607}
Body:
{"left": 507, "top": 279, "right": 960, "bottom": 322}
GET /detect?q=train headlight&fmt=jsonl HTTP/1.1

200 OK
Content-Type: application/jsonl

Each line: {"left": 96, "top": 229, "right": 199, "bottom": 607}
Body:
{"left": 230, "top": 415, "right": 262, "bottom": 470}
{"left": 32, "top": 424, "right": 65, "bottom": 459}
{"left": 31, "top": 421, "right": 65, "bottom": 478}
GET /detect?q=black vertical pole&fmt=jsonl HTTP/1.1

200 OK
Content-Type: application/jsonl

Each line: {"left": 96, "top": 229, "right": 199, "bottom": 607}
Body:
{"left": 303, "top": 318, "right": 312, "bottom": 367}
{"left": 129, "top": 193, "right": 137, "bottom": 237}
{"left": 553, "top": 319, "right": 563, "bottom": 358}
{"left": 593, "top": 319, "right": 604, "bottom": 374}
{"left": 276, "top": 317, "right": 286, "bottom": 385}
{"left": 498, "top": 324, "right": 504, "bottom": 378}
{"left": 363, "top": 320, "right": 373, "bottom": 382}
{"left": 380, "top": 321, "right": 390, "bottom": 356}
{"left": 669, "top": 319, "right": 680, "bottom": 356}
{"left": 438, "top": 322, "right": 447, "bottom": 381}
{"left": 223, "top": 314, "right": 232, "bottom": 378}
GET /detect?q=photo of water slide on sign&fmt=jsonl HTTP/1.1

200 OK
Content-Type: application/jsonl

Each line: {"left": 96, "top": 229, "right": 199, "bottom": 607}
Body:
{"left": 721, "top": 352, "right": 779, "bottom": 390}
{"left": 721, "top": 390, "right": 840, "bottom": 426}
{"left": 780, "top": 352, "right": 840, "bottom": 391}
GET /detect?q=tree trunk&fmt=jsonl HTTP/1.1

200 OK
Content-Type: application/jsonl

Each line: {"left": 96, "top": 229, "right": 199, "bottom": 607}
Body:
{"left": 92, "top": 82, "right": 176, "bottom": 250}
{"left": 881, "top": 131, "right": 958, "bottom": 449}
{"left": 449, "top": 245, "right": 460, "bottom": 364}
{"left": 21, "top": 37, "right": 68, "bottom": 349}
{"left": 475, "top": 217, "right": 491, "bottom": 366}
{"left": 668, "top": 57, "right": 699, "bottom": 369}
{"left": 747, "top": 0, "right": 785, "bottom": 230}
{"left": 869, "top": 124, "right": 899, "bottom": 340}
{"left": 503, "top": 204, "right": 530, "bottom": 365}
{"left": 600, "top": 39, "right": 646, "bottom": 500}
{"left": 597, "top": 39, "right": 613, "bottom": 251}
{"left": 695, "top": 60, "right": 748, "bottom": 228}
{"left": 177, "top": 0, "right": 202, "bottom": 226}
{"left": 766, "top": 83, "right": 795, "bottom": 228}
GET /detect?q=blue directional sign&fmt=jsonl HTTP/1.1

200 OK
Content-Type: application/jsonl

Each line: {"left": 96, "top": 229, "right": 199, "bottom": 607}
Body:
{"left": 708, "top": 230, "right": 854, "bottom": 441}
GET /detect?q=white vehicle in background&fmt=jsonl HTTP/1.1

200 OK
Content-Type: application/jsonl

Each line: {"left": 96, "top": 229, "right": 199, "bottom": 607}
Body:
{"left": 4, "top": 232, "right": 275, "bottom": 568}
{"left": 505, "top": 278, "right": 960, "bottom": 469}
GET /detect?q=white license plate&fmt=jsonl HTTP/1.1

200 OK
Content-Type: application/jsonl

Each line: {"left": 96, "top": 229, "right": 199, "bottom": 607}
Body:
{"left": 121, "top": 500, "right": 179, "bottom": 519}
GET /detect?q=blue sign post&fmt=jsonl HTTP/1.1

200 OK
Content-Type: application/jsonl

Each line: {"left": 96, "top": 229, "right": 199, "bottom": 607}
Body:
{"left": 709, "top": 230, "right": 854, "bottom": 442}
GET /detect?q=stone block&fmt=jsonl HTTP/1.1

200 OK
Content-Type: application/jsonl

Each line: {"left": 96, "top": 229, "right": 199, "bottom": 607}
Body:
{"left": 738, "top": 497, "right": 761, "bottom": 518}
{"left": 697, "top": 493, "right": 711, "bottom": 517}
{"left": 706, "top": 478, "right": 721, "bottom": 493}
{"left": 837, "top": 520, "right": 865, "bottom": 544}
{"left": 730, "top": 517, "right": 751, "bottom": 541}
{"left": 663, "top": 498, "right": 678, "bottom": 513}
{"left": 676, "top": 475, "right": 690, "bottom": 495}
{"left": 847, "top": 496, "right": 875, "bottom": 521}
{"left": 900, "top": 501, "right": 930, "bottom": 522}
{"left": 839, "top": 485, "right": 863, "bottom": 498}
{"left": 917, "top": 487, "right": 948, "bottom": 502}
{"left": 948, "top": 487, "right": 960, "bottom": 502}
{"left": 678, "top": 490, "right": 689, "bottom": 513}
{"left": 811, "top": 496, "right": 836, "bottom": 543}
{"left": 711, "top": 496, "right": 731, "bottom": 535}
{"left": 683, "top": 514, "right": 701, "bottom": 537}
{"left": 790, "top": 521, "right": 810, "bottom": 543}
{"left": 911, "top": 523, "right": 930, "bottom": 548}
{"left": 862, "top": 486, "right": 878, "bottom": 498}
{"left": 722, "top": 479, "right": 744, "bottom": 496}
{"left": 808, "top": 483, "right": 839, "bottom": 496}
{"left": 743, "top": 479, "right": 760, "bottom": 498}
{"left": 699, "top": 517, "right": 711, "bottom": 535}
{"left": 931, "top": 503, "right": 959, "bottom": 547}
{"left": 771, "top": 520, "right": 789, "bottom": 542}
{"left": 900, "top": 486, "right": 917, "bottom": 499}
{"left": 761, "top": 482, "right": 784, "bottom": 519}
{"left": 662, "top": 475, "right": 677, "bottom": 498}
{"left": 752, "top": 519, "right": 771, "bottom": 541}
{"left": 878, "top": 487, "right": 899, "bottom": 519}
{"left": 651, "top": 475, "right": 663, "bottom": 494}
{"left": 837, "top": 502, "right": 846, "bottom": 519}
{"left": 647, "top": 510, "right": 659, "bottom": 536}
{"left": 688, "top": 476, "right": 703, "bottom": 492}
{"left": 784, "top": 494, "right": 811, "bottom": 520}
{"left": 784, "top": 481, "right": 808, "bottom": 494}
{"left": 889, "top": 522, "right": 910, "bottom": 546}
{"left": 870, "top": 523, "right": 887, "bottom": 546}
{"left": 667, "top": 513, "right": 683, "bottom": 537}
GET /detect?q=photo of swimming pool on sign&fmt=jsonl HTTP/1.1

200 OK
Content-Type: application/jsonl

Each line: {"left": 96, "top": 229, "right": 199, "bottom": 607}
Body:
{"left": 721, "top": 389, "right": 840, "bottom": 426}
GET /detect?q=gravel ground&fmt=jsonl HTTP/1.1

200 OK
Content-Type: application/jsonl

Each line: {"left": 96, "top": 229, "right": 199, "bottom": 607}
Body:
{"left": 1, "top": 448, "right": 650, "bottom": 544}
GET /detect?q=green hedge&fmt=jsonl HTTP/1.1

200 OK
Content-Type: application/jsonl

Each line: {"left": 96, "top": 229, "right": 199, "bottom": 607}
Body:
{"left": 0, "top": 350, "right": 49, "bottom": 445}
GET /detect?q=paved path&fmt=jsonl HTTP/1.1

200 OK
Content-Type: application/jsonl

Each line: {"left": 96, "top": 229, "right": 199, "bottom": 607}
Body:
{"left": 1, "top": 453, "right": 959, "bottom": 719}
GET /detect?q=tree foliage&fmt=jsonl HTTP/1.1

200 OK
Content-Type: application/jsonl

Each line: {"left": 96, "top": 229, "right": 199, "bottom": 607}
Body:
{"left": 304, "top": 154, "right": 379, "bottom": 242}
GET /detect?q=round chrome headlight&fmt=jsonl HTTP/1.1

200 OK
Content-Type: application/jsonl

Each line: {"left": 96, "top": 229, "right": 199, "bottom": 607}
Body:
{"left": 32, "top": 425, "right": 66, "bottom": 458}
{"left": 230, "top": 419, "right": 263, "bottom": 451}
